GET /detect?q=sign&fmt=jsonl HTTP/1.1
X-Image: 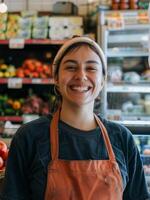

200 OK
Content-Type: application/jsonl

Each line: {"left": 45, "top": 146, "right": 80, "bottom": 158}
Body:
{"left": 9, "top": 38, "right": 25, "bottom": 49}
{"left": 8, "top": 78, "right": 22, "bottom": 88}
{"left": 107, "top": 13, "right": 124, "bottom": 30}
{"left": 32, "top": 78, "right": 42, "bottom": 84}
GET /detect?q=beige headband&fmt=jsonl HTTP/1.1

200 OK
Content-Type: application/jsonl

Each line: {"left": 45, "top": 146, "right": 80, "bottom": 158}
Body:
{"left": 52, "top": 36, "right": 107, "bottom": 79}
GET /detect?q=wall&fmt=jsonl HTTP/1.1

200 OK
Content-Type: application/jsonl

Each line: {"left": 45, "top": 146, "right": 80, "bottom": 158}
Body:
{"left": 4, "top": 0, "right": 110, "bottom": 15}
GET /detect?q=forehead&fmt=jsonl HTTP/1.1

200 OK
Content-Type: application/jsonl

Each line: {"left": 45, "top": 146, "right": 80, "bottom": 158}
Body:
{"left": 61, "top": 44, "right": 101, "bottom": 60}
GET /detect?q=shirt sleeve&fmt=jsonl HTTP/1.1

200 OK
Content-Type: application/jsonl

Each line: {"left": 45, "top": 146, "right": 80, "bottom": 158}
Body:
{"left": 0, "top": 127, "right": 31, "bottom": 200}
{"left": 123, "top": 133, "right": 150, "bottom": 200}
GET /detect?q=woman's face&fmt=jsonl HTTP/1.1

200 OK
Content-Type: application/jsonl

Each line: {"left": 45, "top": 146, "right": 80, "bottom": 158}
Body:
{"left": 55, "top": 45, "right": 104, "bottom": 107}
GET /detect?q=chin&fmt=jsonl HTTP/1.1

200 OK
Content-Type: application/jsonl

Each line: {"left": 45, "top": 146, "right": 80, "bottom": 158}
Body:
{"left": 69, "top": 99, "right": 95, "bottom": 108}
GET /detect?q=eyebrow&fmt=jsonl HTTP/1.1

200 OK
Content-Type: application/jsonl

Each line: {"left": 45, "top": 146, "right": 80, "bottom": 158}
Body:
{"left": 63, "top": 59, "right": 100, "bottom": 64}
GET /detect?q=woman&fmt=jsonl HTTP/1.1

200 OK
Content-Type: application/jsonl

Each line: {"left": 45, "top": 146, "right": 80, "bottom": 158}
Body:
{"left": 1, "top": 36, "right": 149, "bottom": 200}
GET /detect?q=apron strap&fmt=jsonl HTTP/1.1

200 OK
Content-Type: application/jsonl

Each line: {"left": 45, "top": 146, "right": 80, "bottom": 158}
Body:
{"left": 50, "top": 108, "right": 116, "bottom": 161}
{"left": 94, "top": 114, "right": 116, "bottom": 161}
{"left": 50, "top": 108, "right": 60, "bottom": 160}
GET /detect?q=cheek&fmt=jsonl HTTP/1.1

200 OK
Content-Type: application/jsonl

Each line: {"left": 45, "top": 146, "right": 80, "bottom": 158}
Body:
{"left": 94, "top": 74, "right": 103, "bottom": 85}
{"left": 59, "top": 76, "right": 68, "bottom": 85}
{"left": 94, "top": 75, "right": 104, "bottom": 92}
{"left": 57, "top": 76, "right": 69, "bottom": 91}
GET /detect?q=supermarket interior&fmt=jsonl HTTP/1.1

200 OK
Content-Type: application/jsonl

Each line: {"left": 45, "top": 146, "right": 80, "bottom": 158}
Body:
{"left": 0, "top": 0, "right": 150, "bottom": 198}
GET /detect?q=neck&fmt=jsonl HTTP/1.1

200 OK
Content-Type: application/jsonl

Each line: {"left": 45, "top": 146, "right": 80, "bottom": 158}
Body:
{"left": 60, "top": 101, "right": 97, "bottom": 131}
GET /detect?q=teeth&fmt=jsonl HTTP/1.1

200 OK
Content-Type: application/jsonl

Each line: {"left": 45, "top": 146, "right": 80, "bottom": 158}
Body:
{"left": 71, "top": 86, "right": 89, "bottom": 92}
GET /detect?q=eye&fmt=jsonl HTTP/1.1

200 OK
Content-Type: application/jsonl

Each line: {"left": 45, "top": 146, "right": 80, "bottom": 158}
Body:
{"left": 86, "top": 66, "right": 97, "bottom": 72}
{"left": 65, "top": 65, "right": 77, "bottom": 71}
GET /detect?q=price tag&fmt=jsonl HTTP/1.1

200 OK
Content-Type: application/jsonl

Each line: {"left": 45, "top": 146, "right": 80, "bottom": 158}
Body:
{"left": 107, "top": 13, "right": 124, "bottom": 30}
{"left": 9, "top": 38, "right": 25, "bottom": 49}
{"left": 32, "top": 78, "right": 42, "bottom": 84}
{"left": 8, "top": 78, "right": 23, "bottom": 88}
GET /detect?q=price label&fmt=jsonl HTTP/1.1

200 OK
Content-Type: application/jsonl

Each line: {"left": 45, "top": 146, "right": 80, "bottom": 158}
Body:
{"left": 107, "top": 18, "right": 124, "bottom": 30}
{"left": 107, "top": 13, "right": 124, "bottom": 30}
{"left": 32, "top": 78, "right": 42, "bottom": 84}
{"left": 9, "top": 38, "right": 25, "bottom": 49}
{"left": 8, "top": 78, "right": 23, "bottom": 88}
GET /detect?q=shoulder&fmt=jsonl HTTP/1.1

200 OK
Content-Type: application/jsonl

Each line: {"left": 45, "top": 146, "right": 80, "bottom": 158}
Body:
{"left": 12, "top": 115, "right": 52, "bottom": 146}
{"left": 97, "top": 115, "right": 136, "bottom": 152}
{"left": 98, "top": 115, "right": 132, "bottom": 137}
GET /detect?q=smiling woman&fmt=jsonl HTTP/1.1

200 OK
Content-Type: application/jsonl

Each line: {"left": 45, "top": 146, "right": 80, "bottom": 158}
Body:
{"left": 56, "top": 45, "right": 103, "bottom": 112}
{"left": 1, "top": 36, "right": 150, "bottom": 200}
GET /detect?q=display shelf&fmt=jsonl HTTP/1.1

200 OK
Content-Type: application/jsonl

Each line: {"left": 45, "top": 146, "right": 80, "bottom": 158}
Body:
{"left": 0, "top": 116, "right": 23, "bottom": 122}
{"left": 107, "top": 83, "right": 150, "bottom": 93}
{"left": 108, "top": 33, "right": 149, "bottom": 43}
{"left": 99, "top": 9, "right": 149, "bottom": 27}
{"left": 107, "top": 50, "right": 149, "bottom": 57}
{"left": 98, "top": 9, "right": 150, "bottom": 129}
{"left": 0, "top": 39, "right": 66, "bottom": 45}
{"left": 145, "top": 175, "right": 150, "bottom": 184}
{"left": 114, "top": 120, "right": 150, "bottom": 135}
{"left": 115, "top": 120, "right": 150, "bottom": 127}
{"left": 0, "top": 78, "right": 55, "bottom": 85}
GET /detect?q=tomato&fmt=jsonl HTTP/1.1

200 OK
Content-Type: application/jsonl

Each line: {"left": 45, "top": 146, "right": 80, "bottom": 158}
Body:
{"left": 32, "top": 72, "right": 39, "bottom": 78}
{"left": 24, "top": 69, "right": 30, "bottom": 77}
{"left": 2, "top": 149, "right": 9, "bottom": 161}
{"left": 16, "top": 69, "right": 25, "bottom": 78}
{"left": 0, "top": 156, "right": 4, "bottom": 169}
{"left": 0, "top": 140, "right": 8, "bottom": 160}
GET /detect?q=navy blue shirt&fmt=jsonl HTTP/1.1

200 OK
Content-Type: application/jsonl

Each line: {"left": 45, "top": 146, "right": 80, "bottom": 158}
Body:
{"left": 0, "top": 115, "right": 150, "bottom": 200}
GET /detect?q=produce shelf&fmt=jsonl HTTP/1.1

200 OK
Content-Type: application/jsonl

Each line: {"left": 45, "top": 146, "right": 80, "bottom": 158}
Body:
{"left": 0, "top": 116, "right": 23, "bottom": 122}
{"left": 0, "top": 78, "right": 55, "bottom": 85}
{"left": 107, "top": 83, "right": 150, "bottom": 93}
{"left": 0, "top": 39, "right": 66, "bottom": 45}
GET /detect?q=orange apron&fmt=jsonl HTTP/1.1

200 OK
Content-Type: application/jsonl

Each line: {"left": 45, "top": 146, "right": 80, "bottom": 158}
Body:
{"left": 45, "top": 109, "right": 123, "bottom": 200}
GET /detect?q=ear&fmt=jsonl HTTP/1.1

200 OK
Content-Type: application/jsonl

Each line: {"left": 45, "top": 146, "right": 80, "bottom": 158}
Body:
{"left": 54, "top": 75, "right": 58, "bottom": 84}
{"left": 100, "top": 79, "right": 105, "bottom": 88}
{"left": 54, "top": 80, "right": 60, "bottom": 92}
{"left": 56, "top": 84, "right": 60, "bottom": 91}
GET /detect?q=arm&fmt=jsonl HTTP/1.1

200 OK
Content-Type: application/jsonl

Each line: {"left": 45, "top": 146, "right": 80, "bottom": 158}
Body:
{"left": 123, "top": 134, "right": 150, "bottom": 200}
{"left": 99, "top": 118, "right": 150, "bottom": 200}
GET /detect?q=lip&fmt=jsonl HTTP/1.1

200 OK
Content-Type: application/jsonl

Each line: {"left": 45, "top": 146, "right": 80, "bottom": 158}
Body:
{"left": 69, "top": 85, "right": 92, "bottom": 93}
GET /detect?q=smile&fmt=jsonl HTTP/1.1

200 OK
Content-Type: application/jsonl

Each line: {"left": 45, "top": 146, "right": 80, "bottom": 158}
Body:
{"left": 70, "top": 86, "right": 91, "bottom": 92}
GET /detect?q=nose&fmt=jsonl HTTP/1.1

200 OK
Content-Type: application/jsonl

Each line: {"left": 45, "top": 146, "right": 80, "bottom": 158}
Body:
{"left": 74, "top": 69, "right": 87, "bottom": 81}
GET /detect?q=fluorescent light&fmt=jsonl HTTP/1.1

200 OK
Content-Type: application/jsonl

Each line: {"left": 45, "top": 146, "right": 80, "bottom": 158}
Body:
{"left": 0, "top": 2, "right": 8, "bottom": 13}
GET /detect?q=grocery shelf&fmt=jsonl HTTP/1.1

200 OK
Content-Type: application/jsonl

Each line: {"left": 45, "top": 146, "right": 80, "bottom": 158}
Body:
{"left": 113, "top": 120, "right": 150, "bottom": 135}
{"left": 107, "top": 83, "right": 150, "bottom": 93}
{"left": 0, "top": 39, "right": 66, "bottom": 45}
{"left": 117, "top": 120, "right": 150, "bottom": 127}
{"left": 108, "top": 34, "right": 149, "bottom": 43}
{"left": 0, "top": 78, "right": 55, "bottom": 85}
{"left": 108, "top": 24, "right": 150, "bottom": 31}
{"left": 99, "top": 9, "right": 149, "bottom": 28}
{"left": 107, "top": 50, "right": 149, "bottom": 57}
{"left": 0, "top": 116, "right": 23, "bottom": 122}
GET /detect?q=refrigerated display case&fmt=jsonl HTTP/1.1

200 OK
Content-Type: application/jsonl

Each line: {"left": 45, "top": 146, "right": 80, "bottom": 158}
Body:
{"left": 134, "top": 134, "right": 150, "bottom": 191}
{"left": 98, "top": 9, "right": 150, "bottom": 128}
{"left": 98, "top": 9, "right": 150, "bottom": 188}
